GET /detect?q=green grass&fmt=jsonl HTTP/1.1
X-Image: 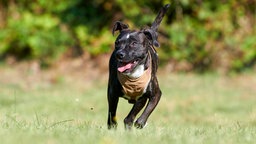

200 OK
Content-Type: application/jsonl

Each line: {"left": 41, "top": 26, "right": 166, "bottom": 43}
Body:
{"left": 1, "top": 73, "right": 256, "bottom": 144}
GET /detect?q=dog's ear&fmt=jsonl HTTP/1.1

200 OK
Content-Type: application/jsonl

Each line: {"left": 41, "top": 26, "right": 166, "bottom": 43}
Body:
{"left": 143, "top": 29, "right": 160, "bottom": 47}
{"left": 112, "top": 21, "right": 129, "bottom": 35}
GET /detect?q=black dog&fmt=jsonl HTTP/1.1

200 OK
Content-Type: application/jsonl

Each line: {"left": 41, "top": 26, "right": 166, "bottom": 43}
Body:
{"left": 107, "top": 4, "right": 170, "bottom": 129}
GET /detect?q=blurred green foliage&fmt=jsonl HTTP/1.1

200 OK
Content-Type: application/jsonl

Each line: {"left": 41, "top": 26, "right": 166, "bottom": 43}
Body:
{"left": 0, "top": 0, "right": 255, "bottom": 72}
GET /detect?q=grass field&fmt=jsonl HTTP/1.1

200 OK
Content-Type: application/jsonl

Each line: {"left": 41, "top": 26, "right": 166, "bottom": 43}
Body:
{"left": 1, "top": 69, "right": 256, "bottom": 144}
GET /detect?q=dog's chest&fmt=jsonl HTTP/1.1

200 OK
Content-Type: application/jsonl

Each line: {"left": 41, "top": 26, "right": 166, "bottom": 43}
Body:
{"left": 117, "top": 65, "right": 151, "bottom": 101}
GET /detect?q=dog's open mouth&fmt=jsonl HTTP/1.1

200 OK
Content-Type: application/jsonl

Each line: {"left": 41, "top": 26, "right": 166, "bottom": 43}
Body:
{"left": 117, "top": 60, "right": 138, "bottom": 73}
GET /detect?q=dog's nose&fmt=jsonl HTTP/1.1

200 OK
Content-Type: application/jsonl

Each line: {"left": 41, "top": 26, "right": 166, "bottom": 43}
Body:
{"left": 116, "top": 51, "right": 126, "bottom": 60}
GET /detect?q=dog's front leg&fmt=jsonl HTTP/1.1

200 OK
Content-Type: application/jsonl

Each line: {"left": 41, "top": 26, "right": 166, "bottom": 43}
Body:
{"left": 107, "top": 95, "right": 119, "bottom": 129}
{"left": 124, "top": 96, "right": 148, "bottom": 130}
{"left": 134, "top": 85, "right": 162, "bottom": 129}
{"left": 107, "top": 83, "right": 121, "bottom": 129}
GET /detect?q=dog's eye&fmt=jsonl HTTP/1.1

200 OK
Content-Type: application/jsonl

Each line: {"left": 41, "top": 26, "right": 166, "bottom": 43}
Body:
{"left": 130, "top": 41, "right": 138, "bottom": 47}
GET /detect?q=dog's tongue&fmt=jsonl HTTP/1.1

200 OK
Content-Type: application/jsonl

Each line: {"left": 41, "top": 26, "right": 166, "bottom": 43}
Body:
{"left": 118, "top": 62, "right": 133, "bottom": 72}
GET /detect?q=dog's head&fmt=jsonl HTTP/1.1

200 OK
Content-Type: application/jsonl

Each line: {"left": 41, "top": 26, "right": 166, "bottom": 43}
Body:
{"left": 112, "top": 21, "right": 158, "bottom": 74}
{"left": 112, "top": 4, "right": 170, "bottom": 75}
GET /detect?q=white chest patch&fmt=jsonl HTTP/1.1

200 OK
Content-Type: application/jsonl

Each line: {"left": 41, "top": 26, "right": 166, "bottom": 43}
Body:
{"left": 126, "top": 34, "right": 130, "bottom": 39}
{"left": 126, "top": 65, "right": 145, "bottom": 79}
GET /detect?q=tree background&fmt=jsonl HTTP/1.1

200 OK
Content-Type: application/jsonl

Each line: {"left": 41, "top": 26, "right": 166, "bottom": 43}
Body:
{"left": 0, "top": 0, "right": 255, "bottom": 73}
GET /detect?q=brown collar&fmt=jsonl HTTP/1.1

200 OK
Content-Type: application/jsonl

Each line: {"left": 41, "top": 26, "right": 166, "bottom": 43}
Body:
{"left": 117, "top": 53, "right": 152, "bottom": 100}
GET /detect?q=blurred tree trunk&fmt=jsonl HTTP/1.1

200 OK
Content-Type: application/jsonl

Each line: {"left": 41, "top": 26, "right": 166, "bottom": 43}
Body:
{"left": 0, "top": 0, "right": 7, "bottom": 28}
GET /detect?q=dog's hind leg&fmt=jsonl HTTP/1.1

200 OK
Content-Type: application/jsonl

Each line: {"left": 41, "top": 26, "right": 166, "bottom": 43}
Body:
{"left": 124, "top": 96, "right": 148, "bottom": 130}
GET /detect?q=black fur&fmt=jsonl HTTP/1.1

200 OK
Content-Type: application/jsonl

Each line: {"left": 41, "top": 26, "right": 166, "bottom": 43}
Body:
{"left": 107, "top": 4, "right": 170, "bottom": 129}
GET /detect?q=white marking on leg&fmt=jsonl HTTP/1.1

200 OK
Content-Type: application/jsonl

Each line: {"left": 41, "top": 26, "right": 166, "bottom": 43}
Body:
{"left": 143, "top": 122, "right": 148, "bottom": 128}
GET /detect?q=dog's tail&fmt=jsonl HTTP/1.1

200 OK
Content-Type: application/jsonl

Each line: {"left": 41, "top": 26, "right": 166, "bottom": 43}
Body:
{"left": 151, "top": 4, "right": 170, "bottom": 32}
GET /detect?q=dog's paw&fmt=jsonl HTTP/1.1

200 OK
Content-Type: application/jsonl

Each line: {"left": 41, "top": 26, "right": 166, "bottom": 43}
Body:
{"left": 124, "top": 123, "right": 133, "bottom": 130}
{"left": 124, "top": 117, "right": 134, "bottom": 130}
{"left": 107, "top": 123, "right": 118, "bottom": 130}
{"left": 134, "top": 120, "right": 147, "bottom": 129}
